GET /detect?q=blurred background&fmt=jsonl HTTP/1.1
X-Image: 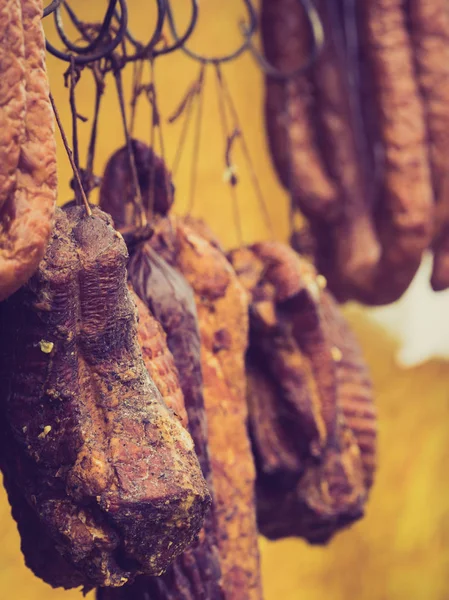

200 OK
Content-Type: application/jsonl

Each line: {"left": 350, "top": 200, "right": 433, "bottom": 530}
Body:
{"left": 1, "top": 1, "right": 448, "bottom": 598}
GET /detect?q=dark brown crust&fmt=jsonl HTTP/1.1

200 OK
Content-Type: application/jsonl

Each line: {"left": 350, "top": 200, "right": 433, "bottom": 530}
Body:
{"left": 320, "top": 293, "right": 377, "bottom": 490}
{"left": 229, "top": 242, "right": 376, "bottom": 543}
{"left": 0, "top": 206, "right": 209, "bottom": 590}
{"left": 245, "top": 353, "right": 302, "bottom": 478}
{"left": 98, "top": 142, "right": 225, "bottom": 599}
{"left": 99, "top": 140, "right": 174, "bottom": 229}
{"left": 0, "top": 0, "right": 57, "bottom": 301}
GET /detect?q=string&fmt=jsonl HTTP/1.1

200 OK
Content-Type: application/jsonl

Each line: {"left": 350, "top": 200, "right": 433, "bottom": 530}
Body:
{"left": 187, "top": 64, "right": 205, "bottom": 214}
{"left": 169, "top": 64, "right": 204, "bottom": 177}
{"left": 150, "top": 60, "right": 172, "bottom": 213}
{"left": 285, "top": 80, "right": 296, "bottom": 241}
{"left": 114, "top": 65, "right": 147, "bottom": 227}
{"left": 85, "top": 65, "right": 105, "bottom": 199}
{"left": 50, "top": 92, "right": 92, "bottom": 216}
{"left": 67, "top": 57, "right": 84, "bottom": 204}
{"left": 215, "top": 64, "right": 274, "bottom": 239}
{"left": 214, "top": 64, "right": 243, "bottom": 246}
{"left": 148, "top": 58, "right": 157, "bottom": 219}
{"left": 129, "top": 60, "right": 144, "bottom": 136}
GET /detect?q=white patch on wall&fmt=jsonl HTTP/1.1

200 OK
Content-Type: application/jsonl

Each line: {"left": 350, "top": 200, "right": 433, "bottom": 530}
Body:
{"left": 358, "top": 253, "right": 449, "bottom": 368}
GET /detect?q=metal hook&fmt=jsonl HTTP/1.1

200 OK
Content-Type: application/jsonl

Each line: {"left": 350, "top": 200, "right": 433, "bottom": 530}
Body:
{"left": 246, "top": 0, "right": 324, "bottom": 79}
{"left": 45, "top": 0, "right": 128, "bottom": 64}
{"left": 153, "top": 0, "right": 199, "bottom": 57}
{"left": 166, "top": 0, "right": 257, "bottom": 64}
{"left": 128, "top": 0, "right": 167, "bottom": 60}
{"left": 53, "top": 0, "right": 117, "bottom": 55}
{"left": 43, "top": 0, "right": 62, "bottom": 18}
{"left": 114, "top": 0, "right": 166, "bottom": 62}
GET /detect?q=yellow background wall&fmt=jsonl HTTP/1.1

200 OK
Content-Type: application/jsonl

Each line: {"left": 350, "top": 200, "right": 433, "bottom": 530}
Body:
{"left": 0, "top": 2, "right": 448, "bottom": 598}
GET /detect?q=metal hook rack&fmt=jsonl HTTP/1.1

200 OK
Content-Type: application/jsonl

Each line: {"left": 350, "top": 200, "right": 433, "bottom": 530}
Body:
{"left": 41, "top": 0, "right": 326, "bottom": 230}
{"left": 166, "top": 0, "right": 257, "bottom": 65}
{"left": 42, "top": 0, "right": 324, "bottom": 76}
{"left": 42, "top": 0, "right": 200, "bottom": 66}
{"left": 45, "top": 0, "right": 128, "bottom": 64}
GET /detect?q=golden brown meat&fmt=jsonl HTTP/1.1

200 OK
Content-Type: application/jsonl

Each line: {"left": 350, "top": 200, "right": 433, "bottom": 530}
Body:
{"left": 132, "top": 288, "right": 188, "bottom": 427}
{"left": 0, "top": 0, "right": 57, "bottom": 300}
{"left": 320, "top": 293, "right": 377, "bottom": 489}
{"left": 0, "top": 0, "right": 25, "bottom": 209}
{"left": 149, "top": 216, "right": 263, "bottom": 600}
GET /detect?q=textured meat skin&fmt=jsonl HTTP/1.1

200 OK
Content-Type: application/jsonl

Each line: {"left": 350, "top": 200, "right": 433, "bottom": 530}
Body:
{"left": 263, "top": 0, "right": 434, "bottom": 305}
{"left": 320, "top": 293, "right": 377, "bottom": 490}
{"left": 98, "top": 148, "right": 225, "bottom": 600}
{"left": 0, "top": 0, "right": 57, "bottom": 300}
{"left": 354, "top": 0, "right": 434, "bottom": 304}
{"left": 132, "top": 287, "right": 188, "bottom": 427}
{"left": 99, "top": 274, "right": 224, "bottom": 600}
{"left": 148, "top": 217, "right": 263, "bottom": 600}
{"left": 99, "top": 140, "right": 174, "bottom": 230}
{"left": 0, "top": 206, "right": 209, "bottom": 590}
{"left": 407, "top": 0, "right": 449, "bottom": 290}
{"left": 229, "top": 242, "right": 376, "bottom": 543}
{"left": 0, "top": 0, "right": 25, "bottom": 209}
{"left": 262, "top": 0, "right": 339, "bottom": 220}
{"left": 100, "top": 148, "right": 260, "bottom": 598}
{"left": 310, "top": 0, "right": 380, "bottom": 288}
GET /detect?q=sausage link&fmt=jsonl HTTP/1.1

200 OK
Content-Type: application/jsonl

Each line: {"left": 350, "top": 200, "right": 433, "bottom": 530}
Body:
{"left": 407, "top": 0, "right": 449, "bottom": 290}
{"left": 262, "top": 0, "right": 339, "bottom": 219}
{"left": 355, "top": 0, "right": 434, "bottom": 303}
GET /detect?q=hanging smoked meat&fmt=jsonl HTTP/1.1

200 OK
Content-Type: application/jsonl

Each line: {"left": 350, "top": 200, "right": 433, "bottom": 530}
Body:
{"left": 262, "top": 0, "right": 435, "bottom": 305}
{"left": 132, "top": 287, "right": 188, "bottom": 428}
{"left": 98, "top": 249, "right": 225, "bottom": 600}
{"left": 98, "top": 139, "right": 174, "bottom": 231}
{"left": 99, "top": 142, "right": 262, "bottom": 598}
{"left": 0, "top": 205, "right": 210, "bottom": 590}
{"left": 98, "top": 144, "right": 225, "bottom": 600}
{"left": 407, "top": 0, "right": 449, "bottom": 290}
{"left": 228, "top": 242, "right": 376, "bottom": 542}
{"left": 0, "top": 0, "right": 57, "bottom": 300}
{"left": 147, "top": 217, "right": 263, "bottom": 600}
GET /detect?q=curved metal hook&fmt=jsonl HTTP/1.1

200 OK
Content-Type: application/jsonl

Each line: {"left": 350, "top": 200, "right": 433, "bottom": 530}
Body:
{"left": 53, "top": 0, "right": 118, "bottom": 55}
{"left": 131, "top": 0, "right": 166, "bottom": 59}
{"left": 166, "top": 0, "right": 257, "bottom": 64}
{"left": 247, "top": 0, "right": 324, "bottom": 79}
{"left": 43, "top": 0, "right": 62, "bottom": 18}
{"left": 153, "top": 0, "right": 199, "bottom": 57}
{"left": 116, "top": 0, "right": 166, "bottom": 61}
{"left": 45, "top": 0, "right": 128, "bottom": 64}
